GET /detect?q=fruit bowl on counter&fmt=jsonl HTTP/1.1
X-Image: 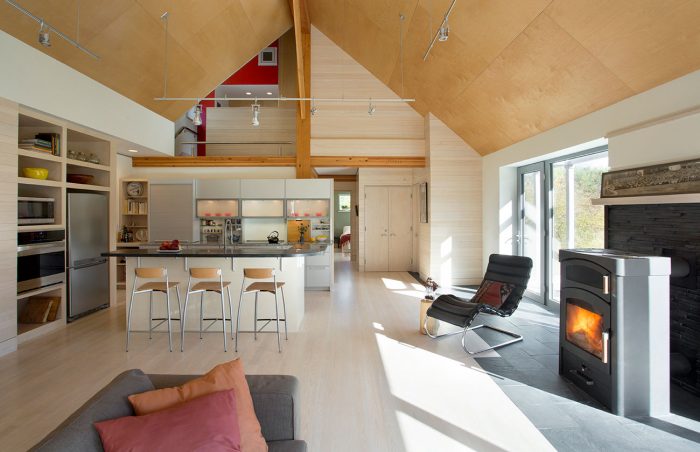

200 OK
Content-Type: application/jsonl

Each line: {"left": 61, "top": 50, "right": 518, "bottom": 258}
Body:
{"left": 22, "top": 167, "right": 49, "bottom": 180}
{"left": 158, "top": 239, "right": 181, "bottom": 252}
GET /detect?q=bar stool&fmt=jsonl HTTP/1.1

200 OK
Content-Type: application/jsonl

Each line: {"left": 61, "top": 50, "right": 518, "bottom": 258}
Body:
{"left": 126, "top": 267, "right": 182, "bottom": 352}
{"left": 181, "top": 268, "right": 233, "bottom": 352}
{"left": 236, "top": 268, "right": 287, "bottom": 353}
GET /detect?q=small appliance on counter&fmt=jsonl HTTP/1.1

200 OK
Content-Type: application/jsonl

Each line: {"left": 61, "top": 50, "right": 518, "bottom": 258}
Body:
{"left": 267, "top": 231, "right": 280, "bottom": 244}
{"left": 18, "top": 197, "right": 55, "bottom": 225}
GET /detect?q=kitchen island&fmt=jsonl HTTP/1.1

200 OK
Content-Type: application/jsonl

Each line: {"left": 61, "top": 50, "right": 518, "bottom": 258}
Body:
{"left": 103, "top": 243, "right": 328, "bottom": 334}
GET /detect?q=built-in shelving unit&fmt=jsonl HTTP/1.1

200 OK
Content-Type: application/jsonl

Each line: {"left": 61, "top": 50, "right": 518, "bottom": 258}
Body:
{"left": 592, "top": 193, "right": 700, "bottom": 206}
{"left": 117, "top": 179, "right": 149, "bottom": 289}
{"left": 13, "top": 107, "right": 116, "bottom": 345}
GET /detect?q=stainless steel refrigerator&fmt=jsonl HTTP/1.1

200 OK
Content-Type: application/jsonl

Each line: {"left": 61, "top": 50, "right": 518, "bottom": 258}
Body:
{"left": 67, "top": 191, "right": 109, "bottom": 321}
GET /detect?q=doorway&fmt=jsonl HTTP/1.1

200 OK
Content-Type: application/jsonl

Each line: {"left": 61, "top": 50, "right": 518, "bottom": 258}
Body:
{"left": 364, "top": 185, "right": 413, "bottom": 271}
{"left": 516, "top": 146, "right": 608, "bottom": 305}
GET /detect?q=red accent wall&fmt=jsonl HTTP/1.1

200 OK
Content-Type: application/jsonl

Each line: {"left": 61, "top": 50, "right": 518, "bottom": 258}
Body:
{"left": 222, "top": 41, "right": 278, "bottom": 85}
{"left": 196, "top": 91, "right": 215, "bottom": 156}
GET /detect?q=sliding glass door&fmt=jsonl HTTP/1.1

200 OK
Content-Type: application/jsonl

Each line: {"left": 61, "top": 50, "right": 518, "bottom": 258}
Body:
{"left": 516, "top": 147, "right": 608, "bottom": 305}
{"left": 517, "top": 163, "right": 546, "bottom": 303}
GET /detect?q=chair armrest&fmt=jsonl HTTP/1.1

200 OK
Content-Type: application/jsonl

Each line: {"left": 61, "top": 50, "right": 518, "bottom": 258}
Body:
{"left": 148, "top": 374, "right": 300, "bottom": 442}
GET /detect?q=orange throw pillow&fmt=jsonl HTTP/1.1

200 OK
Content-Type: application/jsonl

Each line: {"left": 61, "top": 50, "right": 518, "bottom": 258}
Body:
{"left": 128, "top": 359, "right": 267, "bottom": 452}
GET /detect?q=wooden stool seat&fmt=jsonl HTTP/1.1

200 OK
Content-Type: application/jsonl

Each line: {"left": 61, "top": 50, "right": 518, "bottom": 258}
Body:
{"left": 191, "top": 281, "right": 232, "bottom": 293}
{"left": 245, "top": 281, "right": 285, "bottom": 293}
{"left": 137, "top": 281, "right": 180, "bottom": 292}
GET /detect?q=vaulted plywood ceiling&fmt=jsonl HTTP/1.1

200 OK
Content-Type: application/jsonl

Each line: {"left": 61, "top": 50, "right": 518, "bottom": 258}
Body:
{"left": 0, "top": 0, "right": 292, "bottom": 120}
{"left": 308, "top": 0, "right": 700, "bottom": 154}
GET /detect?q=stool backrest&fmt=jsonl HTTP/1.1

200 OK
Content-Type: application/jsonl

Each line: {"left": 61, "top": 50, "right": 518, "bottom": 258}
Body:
{"left": 135, "top": 267, "right": 166, "bottom": 279}
{"left": 243, "top": 268, "right": 274, "bottom": 279}
{"left": 189, "top": 268, "right": 222, "bottom": 279}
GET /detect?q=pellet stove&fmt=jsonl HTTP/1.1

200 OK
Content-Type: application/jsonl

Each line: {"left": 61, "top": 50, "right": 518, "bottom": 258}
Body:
{"left": 559, "top": 249, "right": 671, "bottom": 416}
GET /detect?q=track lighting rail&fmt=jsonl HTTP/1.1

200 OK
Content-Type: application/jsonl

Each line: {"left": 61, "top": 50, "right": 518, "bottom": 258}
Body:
{"left": 155, "top": 97, "right": 415, "bottom": 103}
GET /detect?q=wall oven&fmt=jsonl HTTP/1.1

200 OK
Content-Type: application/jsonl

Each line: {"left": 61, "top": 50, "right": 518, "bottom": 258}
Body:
{"left": 17, "top": 230, "right": 65, "bottom": 293}
{"left": 18, "top": 197, "right": 55, "bottom": 225}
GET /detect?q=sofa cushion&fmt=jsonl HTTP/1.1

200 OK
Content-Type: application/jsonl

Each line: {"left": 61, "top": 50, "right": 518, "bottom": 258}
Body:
{"left": 128, "top": 359, "right": 267, "bottom": 452}
{"left": 31, "top": 369, "right": 155, "bottom": 452}
{"left": 267, "top": 440, "right": 308, "bottom": 452}
{"left": 95, "top": 389, "right": 242, "bottom": 452}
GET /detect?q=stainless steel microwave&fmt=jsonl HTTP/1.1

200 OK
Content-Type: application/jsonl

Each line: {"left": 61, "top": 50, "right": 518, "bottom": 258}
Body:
{"left": 18, "top": 197, "right": 55, "bottom": 225}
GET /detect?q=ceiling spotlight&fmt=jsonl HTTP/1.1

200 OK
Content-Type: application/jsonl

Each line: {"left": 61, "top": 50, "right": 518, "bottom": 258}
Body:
{"left": 245, "top": 92, "right": 252, "bottom": 96}
{"left": 251, "top": 102, "right": 260, "bottom": 127}
{"left": 438, "top": 18, "right": 449, "bottom": 42}
{"left": 266, "top": 92, "right": 273, "bottom": 96}
{"left": 127, "top": 149, "right": 139, "bottom": 153}
{"left": 192, "top": 104, "right": 203, "bottom": 126}
{"left": 38, "top": 21, "right": 50, "bottom": 47}
{"left": 368, "top": 99, "right": 376, "bottom": 116}
{"left": 310, "top": 98, "right": 318, "bottom": 116}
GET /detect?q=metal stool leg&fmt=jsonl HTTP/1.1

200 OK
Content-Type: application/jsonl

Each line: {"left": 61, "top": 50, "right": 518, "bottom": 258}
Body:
{"left": 175, "top": 286, "right": 182, "bottom": 323}
{"left": 227, "top": 286, "right": 234, "bottom": 340}
{"left": 181, "top": 279, "right": 191, "bottom": 352}
{"left": 199, "top": 291, "right": 204, "bottom": 339}
{"left": 126, "top": 281, "right": 137, "bottom": 352}
{"left": 254, "top": 292, "right": 258, "bottom": 341}
{"left": 281, "top": 286, "right": 288, "bottom": 340}
{"left": 166, "top": 288, "right": 173, "bottom": 352}
{"left": 148, "top": 291, "right": 153, "bottom": 339}
{"left": 274, "top": 288, "right": 281, "bottom": 353}
{"left": 236, "top": 282, "right": 244, "bottom": 352}
{"left": 220, "top": 284, "right": 227, "bottom": 352}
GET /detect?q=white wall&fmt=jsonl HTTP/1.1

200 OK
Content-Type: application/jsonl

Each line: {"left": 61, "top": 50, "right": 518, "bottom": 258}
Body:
{"left": 0, "top": 29, "right": 173, "bottom": 155}
{"left": 482, "top": 70, "right": 700, "bottom": 269}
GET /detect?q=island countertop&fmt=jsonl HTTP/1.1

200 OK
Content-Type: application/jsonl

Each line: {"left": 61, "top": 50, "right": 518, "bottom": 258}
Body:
{"left": 102, "top": 243, "right": 328, "bottom": 258}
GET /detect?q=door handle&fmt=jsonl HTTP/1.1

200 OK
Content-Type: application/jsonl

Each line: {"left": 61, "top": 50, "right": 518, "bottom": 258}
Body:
{"left": 602, "top": 275, "right": 610, "bottom": 294}
{"left": 389, "top": 233, "right": 396, "bottom": 237}
{"left": 380, "top": 233, "right": 388, "bottom": 236}
{"left": 602, "top": 330, "right": 610, "bottom": 364}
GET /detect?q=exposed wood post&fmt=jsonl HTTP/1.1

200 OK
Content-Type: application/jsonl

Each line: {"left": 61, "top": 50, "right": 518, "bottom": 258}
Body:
{"left": 295, "top": 23, "right": 312, "bottom": 178}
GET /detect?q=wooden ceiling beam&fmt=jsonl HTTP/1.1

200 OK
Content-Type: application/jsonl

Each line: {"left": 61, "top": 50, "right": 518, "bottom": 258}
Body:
{"left": 310, "top": 156, "right": 426, "bottom": 168}
{"left": 290, "top": 0, "right": 308, "bottom": 119}
{"left": 131, "top": 156, "right": 296, "bottom": 168}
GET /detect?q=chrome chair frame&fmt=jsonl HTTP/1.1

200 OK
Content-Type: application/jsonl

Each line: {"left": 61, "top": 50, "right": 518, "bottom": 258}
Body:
{"left": 181, "top": 268, "right": 233, "bottom": 352}
{"left": 126, "top": 268, "right": 182, "bottom": 352}
{"left": 236, "top": 268, "right": 287, "bottom": 353}
{"left": 423, "top": 317, "right": 523, "bottom": 355}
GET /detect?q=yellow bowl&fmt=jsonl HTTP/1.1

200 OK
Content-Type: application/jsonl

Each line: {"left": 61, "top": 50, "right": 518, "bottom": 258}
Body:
{"left": 23, "top": 167, "right": 49, "bottom": 180}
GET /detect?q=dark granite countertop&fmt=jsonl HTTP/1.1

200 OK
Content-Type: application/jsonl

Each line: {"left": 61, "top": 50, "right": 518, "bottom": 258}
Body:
{"left": 103, "top": 243, "right": 328, "bottom": 258}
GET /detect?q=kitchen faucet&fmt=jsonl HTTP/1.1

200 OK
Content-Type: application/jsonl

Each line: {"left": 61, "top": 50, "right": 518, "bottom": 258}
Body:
{"left": 224, "top": 219, "right": 234, "bottom": 248}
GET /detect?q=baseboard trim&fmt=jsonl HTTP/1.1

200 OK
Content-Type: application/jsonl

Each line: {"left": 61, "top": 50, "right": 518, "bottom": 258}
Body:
{"left": 0, "top": 337, "right": 17, "bottom": 357}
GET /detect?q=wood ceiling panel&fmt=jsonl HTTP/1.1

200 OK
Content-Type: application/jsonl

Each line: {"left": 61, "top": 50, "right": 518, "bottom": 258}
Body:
{"left": 443, "top": 13, "right": 634, "bottom": 153}
{"left": 309, "top": 0, "right": 700, "bottom": 154}
{"left": 0, "top": 0, "right": 292, "bottom": 121}
{"left": 546, "top": 0, "right": 700, "bottom": 92}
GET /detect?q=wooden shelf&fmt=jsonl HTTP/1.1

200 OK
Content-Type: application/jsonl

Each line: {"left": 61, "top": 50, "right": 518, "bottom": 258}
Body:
{"left": 592, "top": 193, "right": 700, "bottom": 206}
{"left": 18, "top": 177, "right": 62, "bottom": 188}
{"left": 17, "top": 148, "right": 63, "bottom": 163}
{"left": 17, "top": 283, "right": 64, "bottom": 300}
{"left": 17, "top": 319, "right": 65, "bottom": 343}
{"left": 65, "top": 182, "right": 110, "bottom": 192}
{"left": 66, "top": 159, "right": 111, "bottom": 172}
{"left": 122, "top": 213, "right": 147, "bottom": 216}
{"left": 18, "top": 224, "right": 64, "bottom": 232}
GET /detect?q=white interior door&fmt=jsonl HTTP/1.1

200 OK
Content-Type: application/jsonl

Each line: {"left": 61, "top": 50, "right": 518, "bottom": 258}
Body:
{"left": 388, "top": 186, "right": 413, "bottom": 271}
{"left": 364, "top": 186, "right": 389, "bottom": 271}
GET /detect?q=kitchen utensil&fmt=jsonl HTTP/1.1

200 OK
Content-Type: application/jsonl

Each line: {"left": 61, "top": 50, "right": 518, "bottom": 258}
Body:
{"left": 67, "top": 174, "right": 95, "bottom": 184}
{"left": 267, "top": 231, "right": 280, "bottom": 244}
{"left": 22, "top": 167, "right": 49, "bottom": 179}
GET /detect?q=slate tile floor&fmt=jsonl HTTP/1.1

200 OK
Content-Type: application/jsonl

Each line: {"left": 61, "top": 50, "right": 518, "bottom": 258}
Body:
{"left": 423, "top": 281, "right": 700, "bottom": 451}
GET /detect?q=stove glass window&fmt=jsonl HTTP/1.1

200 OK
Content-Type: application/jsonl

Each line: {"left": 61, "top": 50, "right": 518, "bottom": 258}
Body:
{"left": 565, "top": 300, "right": 604, "bottom": 360}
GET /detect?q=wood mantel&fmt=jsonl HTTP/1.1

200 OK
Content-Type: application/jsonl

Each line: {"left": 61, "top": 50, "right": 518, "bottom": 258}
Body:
{"left": 592, "top": 193, "right": 700, "bottom": 206}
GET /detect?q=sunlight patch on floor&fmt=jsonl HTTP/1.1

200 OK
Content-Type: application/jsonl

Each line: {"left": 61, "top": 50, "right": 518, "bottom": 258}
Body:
{"left": 374, "top": 332, "right": 555, "bottom": 451}
{"left": 382, "top": 278, "right": 408, "bottom": 290}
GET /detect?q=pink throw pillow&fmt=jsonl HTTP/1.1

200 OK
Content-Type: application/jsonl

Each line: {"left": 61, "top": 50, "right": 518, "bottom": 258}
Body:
{"left": 95, "top": 389, "right": 241, "bottom": 452}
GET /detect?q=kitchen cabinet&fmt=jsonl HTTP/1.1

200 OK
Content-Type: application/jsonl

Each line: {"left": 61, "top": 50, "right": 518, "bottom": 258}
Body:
{"left": 241, "top": 199, "right": 284, "bottom": 217}
{"left": 196, "top": 199, "right": 239, "bottom": 218}
{"left": 241, "top": 179, "right": 285, "bottom": 199}
{"left": 196, "top": 179, "right": 240, "bottom": 199}
{"left": 149, "top": 181, "right": 195, "bottom": 242}
{"left": 305, "top": 246, "right": 331, "bottom": 289}
{"left": 364, "top": 186, "right": 413, "bottom": 271}
{"left": 286, "top": 199, "right": 330, "bottom": 218}
{"left": 285, "top": 179, "right": 331, "bottom": 199}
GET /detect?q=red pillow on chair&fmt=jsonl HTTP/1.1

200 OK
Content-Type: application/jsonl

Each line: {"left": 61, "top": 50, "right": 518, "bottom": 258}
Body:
{"left": 472, "top": 280, "right": 515, "bottom": 309}
{"left": 95, "top": 389, "right": 242, "bottom": 452}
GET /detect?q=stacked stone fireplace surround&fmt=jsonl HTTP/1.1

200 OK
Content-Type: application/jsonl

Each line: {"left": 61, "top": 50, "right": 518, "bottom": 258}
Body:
{"left": 607, "top": 204, "right": 700, "bottom": 395}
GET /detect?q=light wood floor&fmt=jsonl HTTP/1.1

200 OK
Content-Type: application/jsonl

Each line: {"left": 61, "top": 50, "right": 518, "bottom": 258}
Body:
{"left": 0, "top": 256, "right": 553, "bottom": 451}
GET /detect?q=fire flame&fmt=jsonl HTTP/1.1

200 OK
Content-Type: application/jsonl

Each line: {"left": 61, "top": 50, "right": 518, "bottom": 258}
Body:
{"left": 566, "top": 304, "right": 603, "bottom": 359}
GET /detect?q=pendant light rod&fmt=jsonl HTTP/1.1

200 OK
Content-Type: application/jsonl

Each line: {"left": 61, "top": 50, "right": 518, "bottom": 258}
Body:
{"left": 4, "top": 0, "right": 99, "bottom": 59}
{"left": 155, "top": 97, "right": 415, "bottom": 103}
{"left": 422, "top": 0, "right": 457, "bottom": 61}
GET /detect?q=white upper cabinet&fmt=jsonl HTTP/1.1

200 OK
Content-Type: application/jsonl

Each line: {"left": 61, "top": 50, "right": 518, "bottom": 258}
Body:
{"left": 241, "top": 179, "right": 285, "bottom": 199}
{"left": 285, "top": 179, "right": 332, "bottom": 199}
{"left": 196, "top": 179, "right": 240, "bottom": 199}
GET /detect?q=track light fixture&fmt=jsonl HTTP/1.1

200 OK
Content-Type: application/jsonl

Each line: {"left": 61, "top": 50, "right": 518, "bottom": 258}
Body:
{"left": 192, "top": 104, "right": 202, "bottom": 126}
{"left": 251, "top": 101, "right": 261, "bottom": 127}
{"left": 423, "top": 0, "right": 457, "bottom": 60}
{"left": 38, "top": 21, "right": 50, "bottom": 47}
{"left": 368, "top": 98, "right": 376, "bottom": 116}
{"left": 310, "top": 98, "right": 318, "bottom": 116}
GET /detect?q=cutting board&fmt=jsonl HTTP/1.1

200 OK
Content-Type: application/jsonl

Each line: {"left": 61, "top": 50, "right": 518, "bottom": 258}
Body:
{"left": 287, "top": 220, "right": 310, "bottom": 243}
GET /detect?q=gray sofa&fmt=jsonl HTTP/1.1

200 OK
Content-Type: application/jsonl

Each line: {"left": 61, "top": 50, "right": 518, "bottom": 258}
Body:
{"left": 32, "top": 369, "right": 307, "bottom": 452}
